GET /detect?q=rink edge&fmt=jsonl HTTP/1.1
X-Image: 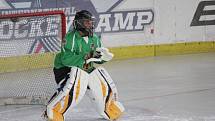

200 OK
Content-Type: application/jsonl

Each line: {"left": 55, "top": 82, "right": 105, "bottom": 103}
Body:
{"left": 0, "top": 41, "right": 215, "bottom": 73}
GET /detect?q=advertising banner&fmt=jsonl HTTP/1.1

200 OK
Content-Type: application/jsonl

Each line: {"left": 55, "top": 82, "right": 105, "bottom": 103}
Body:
{"left": 0, "top": 0, "right": 214, "bottom": 57}
{"left": 0, "top": 0, "right": 154, "bottom": 57}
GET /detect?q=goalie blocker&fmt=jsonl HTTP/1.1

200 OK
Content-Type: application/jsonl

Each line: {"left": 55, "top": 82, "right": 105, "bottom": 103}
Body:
{"left": 46, "top": 66, "right": 124, "bottom": 121}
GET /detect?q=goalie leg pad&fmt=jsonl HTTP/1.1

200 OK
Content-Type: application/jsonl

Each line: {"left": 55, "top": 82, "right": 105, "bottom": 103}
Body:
{"left": 88, "top": 67, "right": 125, "bottom": 121}
{"left": 46, "top": 67, "right": 89, "bottom": 121}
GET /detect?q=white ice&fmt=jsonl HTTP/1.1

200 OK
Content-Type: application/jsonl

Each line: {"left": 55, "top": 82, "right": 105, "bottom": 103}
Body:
{"left": 0, "top": 53, "right": 215, "bottom": 121}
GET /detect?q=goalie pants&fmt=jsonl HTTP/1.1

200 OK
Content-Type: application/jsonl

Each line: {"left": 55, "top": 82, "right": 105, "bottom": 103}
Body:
{"left": 46, "top": 66, "right": 124, "bottom": 121}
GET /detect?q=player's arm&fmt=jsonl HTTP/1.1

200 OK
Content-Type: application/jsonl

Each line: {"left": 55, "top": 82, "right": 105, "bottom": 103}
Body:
{"left": 60, "top": 32, "right": 87, "bottom": 67}
{"left": 88, "top": 35, "right": 113, "bottom": 64}
{"left": 86, "top": 47, "right": 114, "bottom": 64}
{"left": 61, "top": 50, "right": 85, "bottom": 67}
{"left": 94, "top": 36, "right": 106, "bottom": 64}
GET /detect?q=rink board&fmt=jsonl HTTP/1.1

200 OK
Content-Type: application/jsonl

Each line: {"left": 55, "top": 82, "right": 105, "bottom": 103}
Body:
{"left": 0, "top": 41, "right": 215, "bottom": 73}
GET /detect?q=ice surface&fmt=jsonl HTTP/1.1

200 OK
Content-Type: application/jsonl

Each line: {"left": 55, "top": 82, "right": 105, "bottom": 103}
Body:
{"left": 0, "top": 53, "right": 215, "bottom": 121}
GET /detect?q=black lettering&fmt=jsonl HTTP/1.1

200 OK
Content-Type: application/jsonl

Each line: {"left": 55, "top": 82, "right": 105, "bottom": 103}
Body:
{"left": 191, "top": 1, "right": 215, "bottom": 26}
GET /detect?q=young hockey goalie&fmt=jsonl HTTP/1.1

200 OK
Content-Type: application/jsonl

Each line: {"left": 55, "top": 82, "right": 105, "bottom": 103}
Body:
{"left": 43, "top": 10, "right": 125, "bottom": 121}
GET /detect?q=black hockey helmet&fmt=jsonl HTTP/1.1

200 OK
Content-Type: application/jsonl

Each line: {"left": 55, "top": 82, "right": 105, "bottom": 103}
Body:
{"left": 73, "top": 10, "right": 95, "bottom": 37}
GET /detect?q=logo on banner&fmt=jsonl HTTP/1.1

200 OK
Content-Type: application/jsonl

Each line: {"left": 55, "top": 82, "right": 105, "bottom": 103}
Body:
{"left": 68, "top": 0, "right": 154, "bottom": 33}
{"left": 1, "top": 0, "right": 154, "bottom": 33}
{"left": 29, "top": 37, "right": 61, "bottom": 53}
{"left": 0, "top": 0, "right": 154, "bottom": 54}
{"left": 191, "top": 1, "right": 215, "bottom": 26}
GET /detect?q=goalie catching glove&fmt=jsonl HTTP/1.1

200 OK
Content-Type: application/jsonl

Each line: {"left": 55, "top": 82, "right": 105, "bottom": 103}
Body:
{"left": 86, "top": 47, "right": 113, "bottom": 64}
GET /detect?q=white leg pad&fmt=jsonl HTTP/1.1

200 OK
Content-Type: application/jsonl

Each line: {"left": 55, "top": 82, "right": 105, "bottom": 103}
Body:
{"left": 88, "top": 67, "right": 125, "bottom": 121}
{"left": 47, "top": 67, "right": 89, "bottom": 121}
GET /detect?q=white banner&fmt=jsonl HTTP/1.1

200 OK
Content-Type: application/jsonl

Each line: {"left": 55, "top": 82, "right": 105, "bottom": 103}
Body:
{"left": 0, "top": 0, "right": 215, "bottom": 54}
{"left": 101, "top": 0, "right": 215, "bottom": 47}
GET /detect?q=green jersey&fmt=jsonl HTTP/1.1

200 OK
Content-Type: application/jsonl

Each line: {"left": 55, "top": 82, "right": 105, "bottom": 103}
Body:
{"left": 54, "top": 30, "right": 102, "bottom": 72}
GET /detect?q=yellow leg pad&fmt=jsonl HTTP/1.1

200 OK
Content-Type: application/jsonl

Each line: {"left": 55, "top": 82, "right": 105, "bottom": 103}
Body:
{"left": 100, "top": 80, "right": 107, "bottom": 98}
{"left": 51, "top": 94, "right": 70, "bottom": 121}
{"left": 52, "top": 110, "right": 64, "bottom": 121}
{"left": 106, "top": 101, "right": 124, "bottom": 120}
{"left": 59, "top": 94, "right": 70, "bottom": 114}
{"left": 50, "top": 103, "right": 64, "bottom": 121}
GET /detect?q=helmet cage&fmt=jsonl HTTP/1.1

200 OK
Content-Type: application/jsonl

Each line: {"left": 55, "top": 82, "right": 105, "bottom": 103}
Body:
{"left": 73, "top": 10, "right": 95, "bottom": 37}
